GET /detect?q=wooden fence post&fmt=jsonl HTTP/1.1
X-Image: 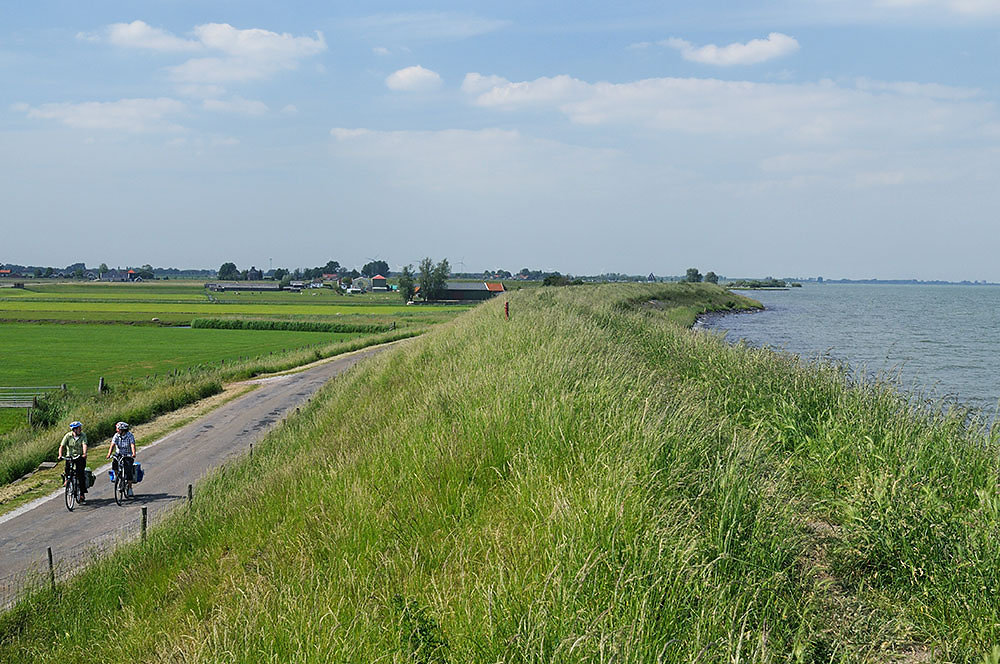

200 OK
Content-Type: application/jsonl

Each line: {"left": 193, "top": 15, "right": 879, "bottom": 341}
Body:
{"left": 98, "top": 377, "right": 105, "bottom": 393}
{"left": 141, "top": 506, "right": 147, "bottom": 542}
{"left": 188, "top": 484, "right": 192, "bottom": 508}
{"left": 47, "top": 547, "right": 55, "bottom": 592}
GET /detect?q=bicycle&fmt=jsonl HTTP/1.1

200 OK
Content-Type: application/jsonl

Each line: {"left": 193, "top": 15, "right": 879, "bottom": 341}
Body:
{"left": 111, "top": 453, "right": 134, "bottom": 506}
{"left": 60, "top": 454, "right": 83, "bottom": 511}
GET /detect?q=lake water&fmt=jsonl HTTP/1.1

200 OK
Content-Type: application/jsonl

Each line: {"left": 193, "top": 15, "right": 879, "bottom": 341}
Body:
{"left": 698, "top": 284, "right": 1000, "bottom": 418}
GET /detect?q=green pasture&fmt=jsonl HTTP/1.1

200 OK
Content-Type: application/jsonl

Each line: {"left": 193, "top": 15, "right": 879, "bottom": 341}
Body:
{"left": 0, "top": 282, "right": 467, "bottom": 327}
{"left": 0, "top": 323, "right": 351, "bottom": 393}
{"left": 0, "top": 300, "right": 450, "bottom": 316}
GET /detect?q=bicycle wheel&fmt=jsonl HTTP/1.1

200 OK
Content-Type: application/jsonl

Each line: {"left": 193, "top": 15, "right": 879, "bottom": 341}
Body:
{"left": 114, "top": 475, "right": 126, "bottom": 506}
{"left": 65, "top": 476, "right": 77, "bottom": 511}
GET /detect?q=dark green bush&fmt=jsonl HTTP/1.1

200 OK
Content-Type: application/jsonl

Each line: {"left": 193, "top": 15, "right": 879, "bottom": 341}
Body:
{"left": 191, "top": 318, "right": 392, "bottom": 334}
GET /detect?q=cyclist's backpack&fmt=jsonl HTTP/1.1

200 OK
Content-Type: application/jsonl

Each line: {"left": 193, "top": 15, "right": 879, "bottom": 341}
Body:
{"left": 133, "top": 462, "right": 144, "bottom": 483}
{"left": 108, "top": 468, "right": 116, "bottom": 483}
{"left": 85, "top": 468, "right": 95, "bottom": 488}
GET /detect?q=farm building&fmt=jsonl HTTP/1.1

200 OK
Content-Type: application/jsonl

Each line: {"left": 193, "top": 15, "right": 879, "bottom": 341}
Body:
{"left": 415, "top": 281, "right": 505, "bottom": 302}
{"left": 204, "top": 282, "right": 282, "bottom": 292}
{"left": 100, "top": 269, "right": 137, "bottom": 282}
{"left": 372, "top": 274, "right": 388, "bottom": 291}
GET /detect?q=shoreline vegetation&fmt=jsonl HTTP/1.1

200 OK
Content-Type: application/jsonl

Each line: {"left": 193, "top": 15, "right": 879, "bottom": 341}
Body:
{"left": 3, "top": 282, "right": 1000, "bottom": 661}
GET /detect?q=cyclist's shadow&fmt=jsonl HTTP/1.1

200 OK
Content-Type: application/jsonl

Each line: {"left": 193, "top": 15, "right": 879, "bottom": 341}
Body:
{"left": 129, "top": 492, "right": 180, "bottom": 504}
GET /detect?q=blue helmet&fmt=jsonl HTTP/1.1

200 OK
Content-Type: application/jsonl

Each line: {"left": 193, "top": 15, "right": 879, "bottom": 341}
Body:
{"left": 69, "top": 421, "right": 82, "bottom": 429}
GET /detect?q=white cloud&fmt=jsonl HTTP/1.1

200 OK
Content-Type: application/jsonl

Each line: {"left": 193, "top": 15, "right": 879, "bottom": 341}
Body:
{"left": 373, "top": 47, "right": 391, "bottom": 56}
{"left": 106, "top": 21, "right": 201, "bottom": 52}
{"left": 191, "top": 23, "right": 326, "bottom": 61}
{"left": 280, "top": 104, "right": 298, "bottom": 115}
{"left": 330, "top": 128, "right": 373, "bottom": 140}
{"left": 92, "top": 21, "right": 326, "bottom": 86}
{"left": 386, "top": 65, "right": 443, "bottom": 92}
{"left": 461, "top": 73, "right": 510, "bottom": 95}
{"left": 347, "top": 12, "right": 510, "bottom": 41}
{"left": 463, "top": 73, "right": 998, "bottom": 146}
{"left": 854, "top": 77, "right": 981, "bottom": 100}
{"left": 877, "top": 0, "right": 1000, "bottom": 15}
{"left": 17, "top": 98, "right": 186, "bottom": 132}
{"left": 175, "top": 84, "right": 227, "bottom": 99}
{"left": 167, "top": 25, "right": 325, "bottom": 84}
{"left": 203, "top": 97, "right": 269, "bottom": 115}
{"left": 466, "top": 74, "right": 591, "bottom": 108}
{"left": 665, "top": 33, "right": 799, "bottom": 66}
{"left": 326, "top": 127, "right": 625, "bottom": 199}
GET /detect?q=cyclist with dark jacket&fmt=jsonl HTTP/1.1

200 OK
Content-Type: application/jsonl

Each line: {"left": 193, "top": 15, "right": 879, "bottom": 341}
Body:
{"left": 106, "top": 422, "right": 136, "bottom": 497}
{"left": 58, "top": 421, "right": 89, "bottom": 503}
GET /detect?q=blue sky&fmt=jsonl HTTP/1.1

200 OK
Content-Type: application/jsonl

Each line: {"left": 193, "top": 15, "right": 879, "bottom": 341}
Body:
{"left": 4, "top": 1, "right": 1000, "bottom": 279}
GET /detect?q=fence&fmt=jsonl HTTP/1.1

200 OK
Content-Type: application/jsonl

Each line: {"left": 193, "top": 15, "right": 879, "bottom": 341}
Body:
{"left": 0, "top": 483, "right": 197, "bottom": 612}
{"left": 0, "top": 386, "right": 66, "bottom": 425}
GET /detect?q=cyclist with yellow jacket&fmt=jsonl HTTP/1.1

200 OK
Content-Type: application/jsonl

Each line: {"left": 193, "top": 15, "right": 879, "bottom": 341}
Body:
{"left": 58, "top": 421, "right": 89, "bottom": 503}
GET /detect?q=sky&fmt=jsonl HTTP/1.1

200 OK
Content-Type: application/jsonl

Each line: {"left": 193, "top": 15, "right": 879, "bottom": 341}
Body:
{"left": 4, "top": 1, "right": 1000, "bottom": 279}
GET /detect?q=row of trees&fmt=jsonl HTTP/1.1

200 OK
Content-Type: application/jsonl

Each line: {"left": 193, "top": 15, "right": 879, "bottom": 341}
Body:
{"left": 217, "top": 259, "right": 391, "bottom": 282}
{"left": 684, "top": 268, "right": 719, "bottom": 284}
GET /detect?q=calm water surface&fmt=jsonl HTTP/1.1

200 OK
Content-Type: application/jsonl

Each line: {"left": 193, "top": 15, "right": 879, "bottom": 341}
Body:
{"left": 699, "top": 284, "right": 1000, "bottom": 416}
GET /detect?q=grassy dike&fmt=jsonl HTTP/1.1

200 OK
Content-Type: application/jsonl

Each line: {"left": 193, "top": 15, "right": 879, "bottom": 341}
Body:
{"left": 2, "top": 283, "right": 999, "bottom": 662}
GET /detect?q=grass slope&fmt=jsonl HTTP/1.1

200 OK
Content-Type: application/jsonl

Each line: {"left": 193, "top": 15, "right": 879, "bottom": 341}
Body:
{"left": 3, "top": 283, "right": 999, "bottom": 662}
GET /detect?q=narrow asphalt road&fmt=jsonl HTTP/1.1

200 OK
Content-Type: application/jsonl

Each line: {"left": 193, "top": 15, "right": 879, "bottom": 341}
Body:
{"left": 0, "top": 343, "right": 393, "bottom": 598}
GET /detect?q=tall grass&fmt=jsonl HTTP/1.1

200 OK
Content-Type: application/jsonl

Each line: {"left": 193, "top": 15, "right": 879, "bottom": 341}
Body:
{"left": 2, "top": 283, "right": 999, "bottom": 661}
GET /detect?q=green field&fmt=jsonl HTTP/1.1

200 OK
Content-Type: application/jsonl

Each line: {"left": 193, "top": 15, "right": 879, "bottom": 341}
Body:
{"left": 0, "top": 282, "right": 467, "bottom": 326}
{"left": 0, "top": 281, "right": 467, "bottom": 438}
{"left": 0, "top": 323, "right": 352, "bottom": 392}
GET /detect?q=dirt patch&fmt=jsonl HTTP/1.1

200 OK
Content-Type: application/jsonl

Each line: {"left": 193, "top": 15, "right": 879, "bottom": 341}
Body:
{"left": 798, "top": 518, "right": 933, "bottom": 663}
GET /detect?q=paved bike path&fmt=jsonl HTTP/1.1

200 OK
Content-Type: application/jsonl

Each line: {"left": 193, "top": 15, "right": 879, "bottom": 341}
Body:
{"left": 0, "top": 344, "right": 392, "bottom": 587}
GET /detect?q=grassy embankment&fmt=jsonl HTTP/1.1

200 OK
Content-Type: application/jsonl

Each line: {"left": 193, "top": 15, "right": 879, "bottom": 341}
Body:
{"left": 4, "top": 282, "right": 1000, "bottom": 661}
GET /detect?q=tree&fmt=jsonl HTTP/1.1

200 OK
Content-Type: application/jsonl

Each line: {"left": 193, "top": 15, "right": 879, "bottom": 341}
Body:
{"left": 218, "top": 262, "right": 239, "bottom": 279}
{"left": 361, "top": 260, "right": 389, "bottom": 278}
{"left": 272, "top": 268, "right": 288, "bottom": 281}
{"left": 704, "top": 271, "right": 718, "bottom": 284}
{"left": 417, "top": 258, "right": 434, "bottom": 301}
{"left": 323, "top": 260, "right": 341, "bottom": 275}
{"left": 43, "top": 267, "right": 54, "bottom": 278}
{"left": 137, "top": 269, "right": 154, "bottom": 280}
{"left": 398, "top": 265, "right": 415, "bottom": 302}
{"left": 417, "top": 257, "right": 450, "bottom": 301}
{"left": 685, "top": 268, "right": 702, "bottom": 283}
{"left": 99, "top": 263, "right": 109, "bottom": 273}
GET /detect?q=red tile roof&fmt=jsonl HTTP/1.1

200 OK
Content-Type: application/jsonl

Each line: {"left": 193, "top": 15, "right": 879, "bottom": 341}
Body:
{"left": 485, "top": 282, "right": 505, "bottom": 292}
{"left": 373, "top": 274, "right": 386, "bottom": 280}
